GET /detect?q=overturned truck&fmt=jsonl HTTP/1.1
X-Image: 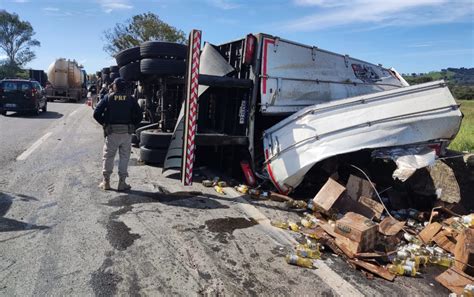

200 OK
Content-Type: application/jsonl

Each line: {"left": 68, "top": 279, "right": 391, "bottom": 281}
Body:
{"left": 146, "top": 33, "right": 462, "bottom": 192}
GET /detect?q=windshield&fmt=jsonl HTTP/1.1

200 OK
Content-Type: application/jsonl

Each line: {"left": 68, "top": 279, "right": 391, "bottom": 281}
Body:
{"left": 1, "top": 81, "right": 31, "bottom": 92}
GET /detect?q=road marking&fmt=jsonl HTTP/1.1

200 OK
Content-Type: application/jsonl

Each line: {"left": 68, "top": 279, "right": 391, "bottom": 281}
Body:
{"left": 16, "top": 132, "right": 52, "bottom": 161}
{"left": 68, "top": 109, "right": 79, "bottom": 117}
{"left": 227, "top": 188, "right": 364, "bottom": 297}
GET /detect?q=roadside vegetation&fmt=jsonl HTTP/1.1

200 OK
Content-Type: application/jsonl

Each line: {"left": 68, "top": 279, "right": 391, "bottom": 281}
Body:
{"left": 449, "top": 100, "right": 474, "bottom": 152}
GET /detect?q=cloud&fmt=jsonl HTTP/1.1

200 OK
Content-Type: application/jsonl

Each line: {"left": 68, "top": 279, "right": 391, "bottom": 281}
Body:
{"left": 13, "top": 0, "right": 29, "bottom": 3}
{"left": 208, "top": 0, "right": 240, "bottom": 10}
{"left": 97, "top": 0, "right": 133, "bottom": 13}
{"left": 42, "top": 7, "right": 60, "bottom": 12}
{"left": 286, "top": 0, "right": 474, "bottom": 31}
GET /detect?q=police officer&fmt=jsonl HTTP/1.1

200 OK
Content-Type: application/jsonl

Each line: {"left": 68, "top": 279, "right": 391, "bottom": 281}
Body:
{"left": 93, "top": 77, "right": 143, "bottom": 191}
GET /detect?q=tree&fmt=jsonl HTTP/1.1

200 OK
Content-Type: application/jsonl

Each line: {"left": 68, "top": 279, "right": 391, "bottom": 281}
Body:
{"left": 103, "top": 12, "right": 187, "bottom": 56}
{"left": 0, "top": 10, "right": 40, "bottom": 76}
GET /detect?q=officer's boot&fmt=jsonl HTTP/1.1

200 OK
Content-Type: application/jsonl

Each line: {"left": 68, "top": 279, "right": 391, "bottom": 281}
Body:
{"left": 117, "top": 177, "right": 131, "bottom": 191}
{"left": 99, "top": 177, "right": 111, "bottom": 190}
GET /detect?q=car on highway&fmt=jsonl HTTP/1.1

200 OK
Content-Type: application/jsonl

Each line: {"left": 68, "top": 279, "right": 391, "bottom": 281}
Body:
{"left": 0, "top": 79, "right": 47, "bottom": 116}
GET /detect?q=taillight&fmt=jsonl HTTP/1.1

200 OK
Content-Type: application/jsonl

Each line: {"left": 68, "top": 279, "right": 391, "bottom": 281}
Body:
{"left": 31, "top": 88, "right": 37, "bottom": 97}
{"left": 243, "top": 34, "right": 256, "bottom": 65}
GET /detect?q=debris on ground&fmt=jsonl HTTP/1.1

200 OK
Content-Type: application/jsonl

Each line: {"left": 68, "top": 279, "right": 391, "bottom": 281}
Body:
{"left": 198, "top": 151, "right": 473, "bottom": 294}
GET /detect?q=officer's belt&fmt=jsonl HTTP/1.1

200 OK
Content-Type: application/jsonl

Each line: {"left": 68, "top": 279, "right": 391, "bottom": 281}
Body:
{"left": 107, "top": 124, "right": 131, "bottom": 134}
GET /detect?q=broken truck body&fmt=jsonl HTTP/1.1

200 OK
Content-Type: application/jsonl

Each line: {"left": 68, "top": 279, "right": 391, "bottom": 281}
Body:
{"left": 164, "top": 33, "right": 462, "bottom": 191}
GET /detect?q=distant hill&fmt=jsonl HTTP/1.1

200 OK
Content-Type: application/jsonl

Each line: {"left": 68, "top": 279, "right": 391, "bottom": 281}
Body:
{"left": 402, "top": 67, "right": 474, "bottom": 100}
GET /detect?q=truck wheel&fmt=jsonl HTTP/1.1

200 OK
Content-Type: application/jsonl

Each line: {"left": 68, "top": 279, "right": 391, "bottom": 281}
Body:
{"left": 140, "top": 59, "right": 186, "bottom": 76}
{"left": 120, "top": 62, "right": 141, "bottom": 82}
{"left": 0, "top": 110, "right": 6, "bottom": 116}
{"left": 131, "top": 134, "right": 139, "bottom": 147}
{"left": 115, "top": 46, "right": 140, "bottom": 67}
{"left": 102, "top": 67, "right": 110, "bottom": 75}
{"left": 102, "top": 74, "right": 110, "bottom": 84}
{"left": 140, "top": 42, "right": 187, "bottom": 59}
{"left": 109, "top": 65, "right": 119, "bottom": 73}
{"left": 140, "top": 130, "right": 172, "bottom": 149}
{"left": 140, "top": 146, "right": 167, "bottom": 165}
{"left": 110, "top": 72, "right": 120, "bottom": 81}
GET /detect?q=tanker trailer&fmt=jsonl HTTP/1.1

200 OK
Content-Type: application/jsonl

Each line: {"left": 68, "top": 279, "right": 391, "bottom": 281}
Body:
{"left": 45, "top": 58, "right": 86, "bottom": 102}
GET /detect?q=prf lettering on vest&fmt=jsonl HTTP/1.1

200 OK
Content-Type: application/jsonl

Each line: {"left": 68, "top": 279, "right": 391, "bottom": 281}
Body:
{"left": 114, "top": 95, "right": 127, "bottom": 101}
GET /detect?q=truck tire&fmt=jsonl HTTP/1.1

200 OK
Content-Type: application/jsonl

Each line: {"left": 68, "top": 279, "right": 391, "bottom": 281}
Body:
{"left": 119, "top": 62, "right": 141, "bottom": 82}
{"left": 102, "top": 67, "right": 110, "bottom": 75}
{"left": 140, "top": 59, "right": 186, "bottom": 76}
{"left": 131, "top": 134, "right": 139, "bottom": 147}
{"left": 110, "top": 65, "right": 119, "bottom": 73}
{"left": 96, "top": 71, "right": 102, "bottom": 78}
{"left": 140, "top": 42, "right": 187, "bottom": 59}
{"left": 140, "top": 130, "right": 172, "bottom": 149}
{"left": 102, "top": 73, "right": 110, "bottom": 84}
{"left": 115, "top": 46, "right": 140, "bottom": 67}
{"left": 140, "top": 147, "right": 167, "bottom": 165}
{"left": 110, "top": 72, "right": 120, "bottom": 81}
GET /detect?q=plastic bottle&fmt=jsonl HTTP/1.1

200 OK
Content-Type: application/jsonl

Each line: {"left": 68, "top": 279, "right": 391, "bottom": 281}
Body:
{"left": 286, "top": 200, "right": 307, "bottom": 209}
{"left": 271, "top": 220, "right": 289, "bottom": 229}
{"left": 214, "top": 185, "right": 225, "bottom": 194}
{"left": 412, "top": 255, "right": 429, "bottom": 268}
{"left": 235, "top": 184, "right": 249, "bottom": 194}
{"left": 296, "top": 245, "right": 321, "bottom": 259}
{"left": 430, "top": 255, "right": 454, "bottom": 268}
{"left": 462, "top": 214, "right": 474, "bottom": 227}
{"left": 288, "top": 222, "right": 300, "bottom": 232}
{"left": 387, "top": 263, "right": 417, "bottom": 277}
{"left": 463, "top": 284, "right": 474, "bottom": 297}
{"left": 285, "top": 254, "right": 314, "bottom": 268}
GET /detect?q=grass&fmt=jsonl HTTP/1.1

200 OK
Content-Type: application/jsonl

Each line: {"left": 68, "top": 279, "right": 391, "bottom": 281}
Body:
{"left": 449, "top": 100, "right": 474, "bottom": 152}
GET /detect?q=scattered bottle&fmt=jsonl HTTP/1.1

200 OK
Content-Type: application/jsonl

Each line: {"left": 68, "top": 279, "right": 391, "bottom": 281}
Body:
{"left": 403, "top": 233, "right": 422, "bottom": 245}
{"left": 296, "top": 245, "right": 321, "bottom": 259}
{"left": 463, "top": 284, "right": 474, "bottom": 297}
{"left": 271, "top": 220, "right": 289, "bottom": 229}
{"left": 412, "top": 255, "right": 429, "bottom": 269}
{"left": 217, "top": 181, "right": 227, "bottom": 187}
{"left": 430, "top": 255, "right": 454, "bottom": 268}
{"left": 387, "top": 263, "right": 417, "bottom": 277}
{"left": 288, "top": 221, "right": 300, "bottom": 232}
{"left": 214, "top": 185, "right": 225, "bottom": 194}
{"left": 285, "top": 200, "right": 307, "bottom": 209}
{"left": 235, "top": 184, "right": 249, "bottom": 194}
{"left": 249, "top": 188, "right": 261, "bottom": 199}
{"left": 461, "top": 214, "right": 474, "bottom": 227}
{"left": 285, "top": 254, "right": 314, "bottom": 269}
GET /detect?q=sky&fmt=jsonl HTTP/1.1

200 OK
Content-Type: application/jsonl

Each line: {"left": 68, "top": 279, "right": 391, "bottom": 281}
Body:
{"left": 0, "top": 0, "right": 473, "bottom": 74}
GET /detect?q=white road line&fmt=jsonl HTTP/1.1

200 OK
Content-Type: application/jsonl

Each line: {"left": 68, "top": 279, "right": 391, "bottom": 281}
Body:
{"left": 68, "top": 109, "right": 79, "bottom": 117}
{"left": 227, "top": 188, "right": 364, "bottom": 297}
{"left": 16, "top": 132, "right": 52, "bottom": 161}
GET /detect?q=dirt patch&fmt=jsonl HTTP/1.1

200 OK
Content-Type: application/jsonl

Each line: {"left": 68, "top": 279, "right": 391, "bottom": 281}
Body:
{"left": 106, "top": 220, "right": 140, "bottom": 251}
{"left": 90, "top": 257, "right": 122, "bottom": 297}
{"left": 205, "top": 217, "right": 258, "bottom": 234}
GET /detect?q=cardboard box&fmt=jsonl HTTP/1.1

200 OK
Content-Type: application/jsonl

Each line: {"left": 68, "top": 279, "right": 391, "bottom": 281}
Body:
{"left": 433, "top": 229, "right": 457, "bottom": 254}
{"left": 335, "top": 212, "right": 378, "bottom": 252}
{"left": 313, "top": 178, "right": 346, "bottom": 213}
{"left": 435, "top": 267, "right": 474, "bottom": 295}
{"left": 359, "top": 196, "right": 384, "bottom": 220}
{"left": 346, "top": 175, "right": 375, "bottom": 201}
{"left": 454, "top": 228, "right": 474, "bottom": 276}
{"left": 419, "top": 222, "right": 442, "bottom": 244}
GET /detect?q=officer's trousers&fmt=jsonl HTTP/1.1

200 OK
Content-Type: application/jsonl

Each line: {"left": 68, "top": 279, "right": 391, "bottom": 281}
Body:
{"left": 102, "top": 132, "right": 132, "bottom": 179}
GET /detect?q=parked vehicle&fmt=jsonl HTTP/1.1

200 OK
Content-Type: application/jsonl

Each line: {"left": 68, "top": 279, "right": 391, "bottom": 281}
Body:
{"left": 45, "top": 58, "right": 86, "bottom": 102}
{"left": 0, "top": 79, "right": 48, "bottom": 116}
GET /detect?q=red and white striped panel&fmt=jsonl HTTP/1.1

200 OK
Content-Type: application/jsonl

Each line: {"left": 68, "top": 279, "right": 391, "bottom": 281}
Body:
{"left": 182, "top": 30, "right": 202, "bottom": 186}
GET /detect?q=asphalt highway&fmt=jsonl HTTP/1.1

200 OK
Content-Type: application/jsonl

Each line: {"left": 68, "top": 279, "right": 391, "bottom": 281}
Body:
{"left": 0, "top": 100, "right": 449, "bottom": 296}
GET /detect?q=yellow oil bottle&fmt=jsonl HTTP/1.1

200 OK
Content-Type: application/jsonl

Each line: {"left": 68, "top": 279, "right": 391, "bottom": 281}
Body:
{"left": 387, "top": 264, "right": 417, "bottom": 277}
{"left": 285, "top": 254, "right": 314, "bottom": 268}
{"left": 296, "top": 245, "right": 321, "bottom": 259}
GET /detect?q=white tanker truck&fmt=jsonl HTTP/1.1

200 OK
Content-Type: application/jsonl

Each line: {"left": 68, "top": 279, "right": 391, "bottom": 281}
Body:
{"left": 45, "top": 58, "right": 87, "bottom": 102}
